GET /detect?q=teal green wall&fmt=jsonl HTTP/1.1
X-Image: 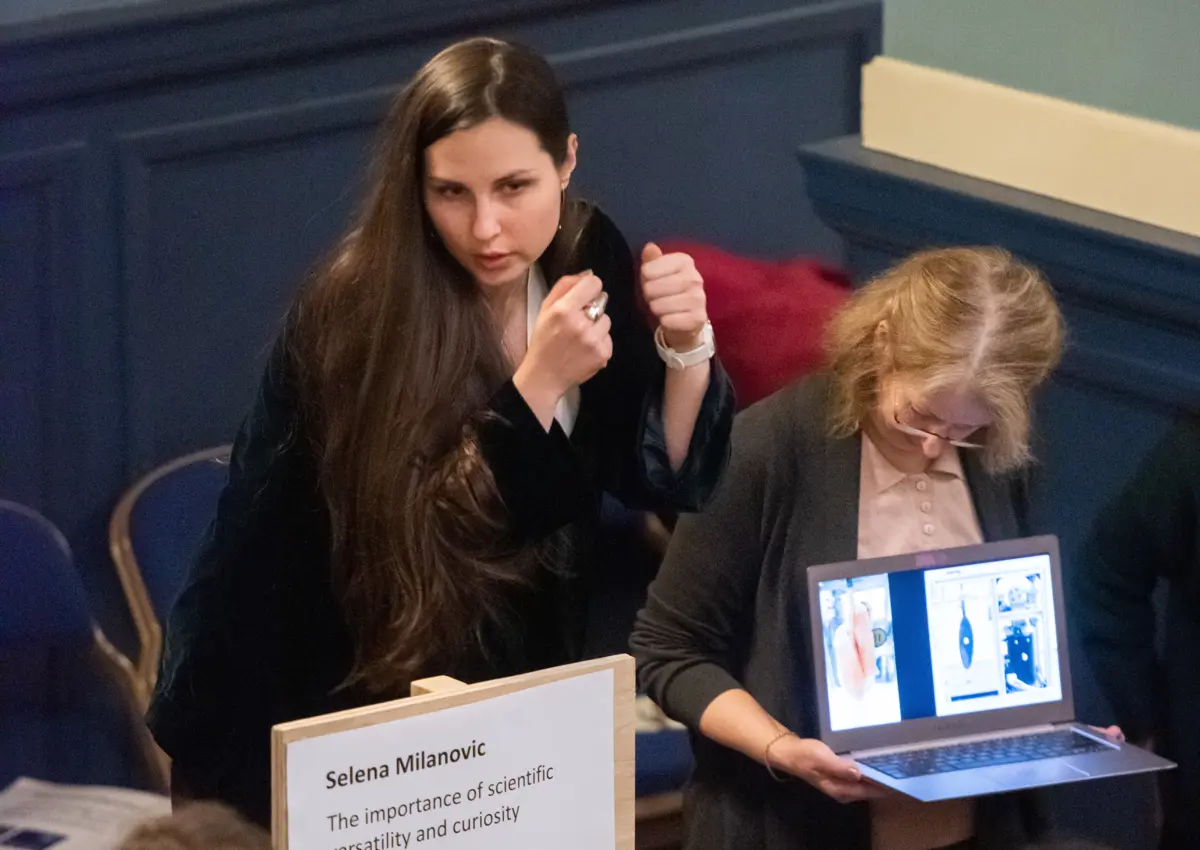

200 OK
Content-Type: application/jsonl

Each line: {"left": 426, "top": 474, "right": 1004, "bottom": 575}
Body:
{"left": 884, "top": 0, "right": 1200, "bottom": 131}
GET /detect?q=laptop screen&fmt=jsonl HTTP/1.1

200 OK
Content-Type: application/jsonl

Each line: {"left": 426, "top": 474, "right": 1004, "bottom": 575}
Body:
{"left": 816, "top": 554, "right": 1063, "bottom": 733}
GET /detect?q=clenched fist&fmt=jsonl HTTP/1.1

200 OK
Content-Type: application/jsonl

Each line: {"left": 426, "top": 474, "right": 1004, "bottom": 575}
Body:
{"left": 640, "top": 242, "right": 708, "bottom": 351}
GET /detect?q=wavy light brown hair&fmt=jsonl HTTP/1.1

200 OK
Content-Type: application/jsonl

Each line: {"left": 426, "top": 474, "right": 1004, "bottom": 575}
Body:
{"left": 824, "top": 247, "right": 1064, "bottom": 473}
{"left": 290, "top": 38, "right": 588, "bottom": 695}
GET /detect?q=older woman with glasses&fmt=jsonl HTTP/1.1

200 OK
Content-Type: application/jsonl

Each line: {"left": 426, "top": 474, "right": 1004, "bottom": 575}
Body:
{"left": 632, "top": 247, "right": 1072, "bottom": 850}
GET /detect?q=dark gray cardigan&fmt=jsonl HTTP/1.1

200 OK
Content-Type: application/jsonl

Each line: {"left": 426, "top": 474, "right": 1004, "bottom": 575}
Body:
{"left": 631, "top": 375, "right": 1040, "bottom": 850}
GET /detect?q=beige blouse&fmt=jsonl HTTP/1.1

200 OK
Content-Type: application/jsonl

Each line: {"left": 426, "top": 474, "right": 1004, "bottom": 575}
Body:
{"left": 857, "top": 434, "right": 984, "bottom": 850}
{"left": 857, "top": 433, "right": 983, "bottom": 561}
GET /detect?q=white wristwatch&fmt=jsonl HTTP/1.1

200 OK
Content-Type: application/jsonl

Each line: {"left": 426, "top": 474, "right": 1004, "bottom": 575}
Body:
{"left": 655, "top": 321, "right": 716, "bottom": 370}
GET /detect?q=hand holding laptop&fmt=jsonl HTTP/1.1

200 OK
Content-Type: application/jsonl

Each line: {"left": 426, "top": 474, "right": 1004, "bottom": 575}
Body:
{"left": 765, "top": 725, "right": 1126, "bottom": 804}
{"left": 766, "top": 732, "right": 893, "bottom": 803}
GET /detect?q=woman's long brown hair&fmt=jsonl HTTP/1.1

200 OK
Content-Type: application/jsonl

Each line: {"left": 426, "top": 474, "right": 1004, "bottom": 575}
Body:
{"left": 289, "top": 38, "right": 589, "bottom": 695}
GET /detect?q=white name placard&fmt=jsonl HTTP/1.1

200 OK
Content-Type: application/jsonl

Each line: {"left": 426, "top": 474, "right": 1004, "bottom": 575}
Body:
{"left": 271, "top": 655, "right": 634, "bottom": 850}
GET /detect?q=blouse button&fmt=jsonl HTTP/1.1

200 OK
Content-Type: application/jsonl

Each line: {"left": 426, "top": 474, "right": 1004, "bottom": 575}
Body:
{"left": 923, "top": 523, "right": 935, "bottom": 535}
{"left": 921, "top": 501, "right": 932, "bottom": 513}
{"left": 916, "top": 479, "right": 929, "bottom": 493}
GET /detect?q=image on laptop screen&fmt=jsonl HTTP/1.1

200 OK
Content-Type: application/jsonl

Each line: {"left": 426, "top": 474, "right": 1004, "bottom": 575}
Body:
{"left": 816, "top": 554, "right": 1062, "bottom": 732}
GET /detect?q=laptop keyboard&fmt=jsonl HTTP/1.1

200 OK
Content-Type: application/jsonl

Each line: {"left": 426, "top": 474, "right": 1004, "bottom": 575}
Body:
{"left": 857, "top": 730, "right": 1111, "bottom": 780}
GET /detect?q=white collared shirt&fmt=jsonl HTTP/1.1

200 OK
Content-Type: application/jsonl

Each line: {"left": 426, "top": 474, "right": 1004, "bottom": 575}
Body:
{"left": 526, "top": 263, "right": 581, "bottom": 436}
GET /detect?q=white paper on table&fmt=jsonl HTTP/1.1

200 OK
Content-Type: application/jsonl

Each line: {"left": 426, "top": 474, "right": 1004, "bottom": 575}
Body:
{"left": 0, "top": 777, "right": 170, "bottom": 849}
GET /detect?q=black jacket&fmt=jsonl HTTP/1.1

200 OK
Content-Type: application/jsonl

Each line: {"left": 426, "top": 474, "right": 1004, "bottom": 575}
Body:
{"left": 147, "top": 208, "right": 734, "bottom": 826}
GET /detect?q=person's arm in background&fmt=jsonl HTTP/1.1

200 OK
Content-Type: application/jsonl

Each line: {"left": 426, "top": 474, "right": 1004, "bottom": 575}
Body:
{"left": 1074, "top": 418, "right": 1200, "bottom": 744}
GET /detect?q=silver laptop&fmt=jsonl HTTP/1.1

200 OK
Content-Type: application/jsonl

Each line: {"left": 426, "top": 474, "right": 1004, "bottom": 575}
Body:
{"left": 806, "top": 535, "right": 1174, "bottom": 801}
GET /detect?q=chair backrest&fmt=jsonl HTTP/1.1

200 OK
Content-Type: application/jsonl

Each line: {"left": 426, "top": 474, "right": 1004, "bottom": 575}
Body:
{"left": 109, "top": 446, "right": 231, "bottom": 699}
{"left": 0, "top": 502, "right": 148, "bottom": 788}
{"left": 0, "top": 501, "right": 90, "bottom": 646}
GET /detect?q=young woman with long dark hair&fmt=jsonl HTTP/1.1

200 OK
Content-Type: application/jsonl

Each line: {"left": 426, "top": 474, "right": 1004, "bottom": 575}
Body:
{"left": 148, "top": 37, "right": 733, "bottom": 826}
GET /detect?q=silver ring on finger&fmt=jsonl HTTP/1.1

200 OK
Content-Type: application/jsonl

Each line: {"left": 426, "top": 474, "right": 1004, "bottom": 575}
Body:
{"left": 584, "top": 291, "right": 608, "bottom": 323}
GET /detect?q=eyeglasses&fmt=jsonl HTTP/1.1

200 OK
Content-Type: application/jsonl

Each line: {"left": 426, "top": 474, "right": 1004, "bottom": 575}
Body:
{"left": 892, "top": 387, "right": 987, "bottom": 450}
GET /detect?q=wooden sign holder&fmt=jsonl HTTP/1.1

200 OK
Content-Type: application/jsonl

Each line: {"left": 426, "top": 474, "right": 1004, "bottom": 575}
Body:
{"left": 270, "top": 654, "right": 635, "bottom": 850}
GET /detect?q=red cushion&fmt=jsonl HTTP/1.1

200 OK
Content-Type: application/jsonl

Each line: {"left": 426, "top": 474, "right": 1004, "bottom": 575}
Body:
{"left": 656, "top": 241, "right": 850, "bottom": 408}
